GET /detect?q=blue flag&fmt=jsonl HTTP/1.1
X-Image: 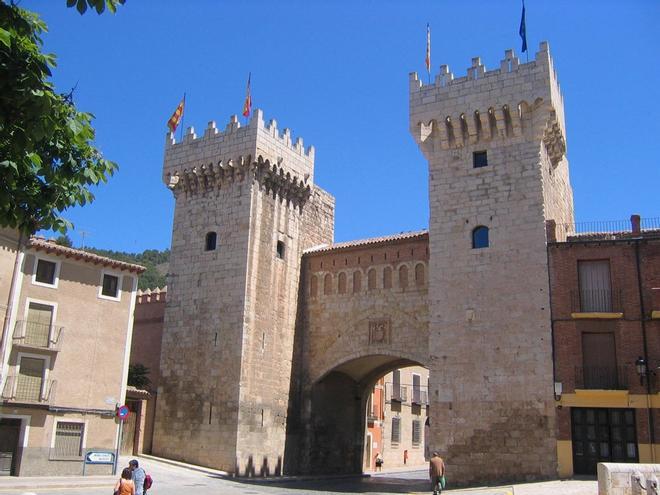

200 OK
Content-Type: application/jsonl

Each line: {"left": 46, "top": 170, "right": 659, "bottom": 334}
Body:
{"left": 519, "top": 2, "right": 528, "bottom": 53}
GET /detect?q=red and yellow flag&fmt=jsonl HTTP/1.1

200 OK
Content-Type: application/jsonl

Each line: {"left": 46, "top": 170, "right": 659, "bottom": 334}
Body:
{"left": 242, "top": 73, "right": 252, "bottom": 118}
{"left": 425, "top": 23, "right": 431, "bottom": 75}
{"left": 167, "top": 96, "right": 185, "bottom": 133}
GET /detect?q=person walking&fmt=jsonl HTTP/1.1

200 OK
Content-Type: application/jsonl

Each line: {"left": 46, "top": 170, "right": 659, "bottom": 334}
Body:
{"left": 114, "top": 468, "right": 135, "bottom": 495}
{"left": 375, "top": 452, "right": 383, "bottom": 471}
{"left": 429, "top": 451, "right": 446, "bottom": 495}
{"left": 128, "top": 459, "right": 146, "bottom": 495}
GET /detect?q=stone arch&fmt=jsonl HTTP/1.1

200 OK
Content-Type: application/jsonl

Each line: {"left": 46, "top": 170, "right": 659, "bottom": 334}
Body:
{"left": 298, "top": 351, "right": 430, "bottom": 476}
{"left": 367, "top": 268, "right": 377, "bottom": 290}
{"left": 383, "top": 266, "right": 392, "bottom": 289}
{"left": 398, "top": 264, "right": 409, "bottom": 289}
{"left": 310, "top": 274, "right": 318, "bottom": 297}
{"left": 352, "top": 270, "right": 362, "bottom": 293}
{"left": 414, "top": 262, "right": 426, "bottom": 287}
{"left": 323, "top": 273, "right": 333, "bottom": 295}
{"left": 338, "top": 272, "right": 347, "bottom": 294}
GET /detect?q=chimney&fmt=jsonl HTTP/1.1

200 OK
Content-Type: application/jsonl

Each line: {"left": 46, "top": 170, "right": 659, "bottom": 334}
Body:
{"left": 631, "top": 214, "right": 641, "bottom": 235}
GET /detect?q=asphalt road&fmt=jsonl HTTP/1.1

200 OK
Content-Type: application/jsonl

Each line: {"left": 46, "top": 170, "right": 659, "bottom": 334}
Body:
{"left": 2, "top": 458, "right": 596, "bottom": 495}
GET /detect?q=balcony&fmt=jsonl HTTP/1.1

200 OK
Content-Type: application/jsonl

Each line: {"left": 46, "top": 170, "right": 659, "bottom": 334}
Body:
{"left": 12, "top": 320, "right": 64, "bottom": 352}
{"left": 411, "top": 388, "right": 429, "bottom": 405}
{"left": 574, "top": 365, "right": 629, "bottom": 390}
{"left": 571, "top": 289, "right": 623, "bottom": 318}
{"left": 2, "top": 373, "right": 57, "bottom": 405}
{"left": 388, "top": 384, "right": 408, "bottom": 403}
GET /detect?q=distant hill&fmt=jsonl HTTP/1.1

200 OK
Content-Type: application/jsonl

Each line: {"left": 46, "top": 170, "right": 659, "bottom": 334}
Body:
{"left": 85, "top": 247, "right": 170, "bottom": 290}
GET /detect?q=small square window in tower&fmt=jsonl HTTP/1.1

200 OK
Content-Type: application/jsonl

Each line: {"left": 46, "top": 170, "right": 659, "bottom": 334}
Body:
{"left": 473, "top": 150, "right": 488, "bottom": 168}
{"left": 205, "top": 232, "right": 217, "bottom": 251}
{"left": 276, "top": 240, "right": 285, "bottom": 260}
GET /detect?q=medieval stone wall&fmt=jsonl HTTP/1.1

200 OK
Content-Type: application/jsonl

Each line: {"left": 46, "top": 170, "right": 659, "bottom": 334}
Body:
{"left": 409, "top": 42, "right": 573, "bottom": 483}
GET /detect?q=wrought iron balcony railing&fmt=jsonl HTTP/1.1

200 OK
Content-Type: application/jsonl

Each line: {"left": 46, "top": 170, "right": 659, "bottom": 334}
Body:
{"left": 12, "top": 320, "right": 64, "bottom": 351}
{"left": 387, "top": 384, "right": 408, "bottom": 403}
{"left": 574, "top": 365, "right": 629, "bottom": 390}
{"left": 411, "top": 388, "right": 429, "bottom": 405}
{"left": 2, "top": 373, "right": 57, "bottom": 404}
{"left": 571, "top": 289, "right": 622, "bottom": 314}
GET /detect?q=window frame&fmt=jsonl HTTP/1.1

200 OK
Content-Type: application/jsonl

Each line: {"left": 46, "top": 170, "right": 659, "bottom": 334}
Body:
{"left": 22, "top": 298, "right": 58, "bottom": 347}
{"left": 50, "top": 419, "right": 87, "bottom": 460}
{"left": 14, "top": 351, "right": 51, "bottom": 402}
{"left": 472, "top": 226, "right": 490, "bottom": 249}
{"left": 98, "top": 270, "right": 123, "bottom": 302}
{"left": 205, "top": 231, "right": 217, "bottom": 252}
{"left": 31, "top": 255, "right": 61, "bottom": 289}
{"left": 473, "top": 150, "right": 488, "bottom": 168}
{"left": 391, "top": 416, "right": 401, "bottom": 444}
{"left": 412, "top": 419, "right": 422, "bottom": 446}
{"left": 276, "top": 240, "right": 286, "bottom": 260}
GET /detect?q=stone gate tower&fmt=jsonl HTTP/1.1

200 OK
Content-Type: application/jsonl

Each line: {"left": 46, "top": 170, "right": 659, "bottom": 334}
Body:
{"left": 410, "top": 42, "right": 574, "bottom": 482}
{"left": 153, "top": 111, "right": 334, "bottom": 473}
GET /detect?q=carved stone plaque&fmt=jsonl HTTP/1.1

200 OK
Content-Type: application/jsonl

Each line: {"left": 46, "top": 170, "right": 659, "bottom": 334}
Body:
{"left": 368, "top": 319, "right": 391, "bottom": 345}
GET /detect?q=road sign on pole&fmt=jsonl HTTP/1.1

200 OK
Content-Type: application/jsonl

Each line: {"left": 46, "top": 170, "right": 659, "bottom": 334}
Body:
{"left": 117, "top": 405, "right": 129, "bottom": 421}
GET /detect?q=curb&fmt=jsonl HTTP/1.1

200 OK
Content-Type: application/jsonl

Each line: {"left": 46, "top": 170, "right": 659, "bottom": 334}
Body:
{"left": 0, "top": 477, "right": 114, "bottom": 492}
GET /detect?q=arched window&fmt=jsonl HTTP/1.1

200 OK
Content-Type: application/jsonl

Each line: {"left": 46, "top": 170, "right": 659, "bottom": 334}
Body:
{"left": 399, "top": 265, "right": 409, "bottom": 289}
{"left": 323, "top": 273, "right": 333, "bottom": 295}
{"left": 205, "top": 232, "right": 217, "bottom": 251}
{"left": 310, "top": 275, "right": 318, "bottom": 297}
{"left": 338, "top": 272, "right": 347, "bottom": 294}
{"left": 367, "top": 268, "right": 377, "bottom": 290}
{"left": 353, "top": 271, "right": 362, "bottom": 293}
{"left": 415, "top": 263, "right": 425, "bottom": 287}
{"left": 383, "top": 267, "right": 392, "bottom": 289}
{"left": 472, "top": 226, "right": 489, "bottom": 249}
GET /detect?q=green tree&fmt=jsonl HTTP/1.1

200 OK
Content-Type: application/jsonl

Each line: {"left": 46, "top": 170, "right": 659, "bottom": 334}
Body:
{"left": 127, "top": 363, "right": 151, "bottom": 390}
{"left": 66, "top": 0, "right": 125, "bottom": 15}
{"left": 0, "top": 2, "right": 118, "bottom": 235}
{"left": 55, "top": 234, "right": 73, "bottom": 247}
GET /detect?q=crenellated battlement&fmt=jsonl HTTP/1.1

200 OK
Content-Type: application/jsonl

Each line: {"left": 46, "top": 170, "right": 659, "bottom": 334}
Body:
{"left": 136, "top": 286, "right": 167, "bottom": 304}
{"left": 409, "top": 42, "right": 566, "bottom": 165}
{"left": 163, "top": 109, "right": 315, "bottom": 207}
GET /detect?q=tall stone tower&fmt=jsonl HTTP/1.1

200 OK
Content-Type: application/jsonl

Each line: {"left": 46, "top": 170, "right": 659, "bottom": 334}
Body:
{"left": 153, "top": 110, "right": 334, "bottom": 473}
{"left": 410, "top": 42, "right": 574, "bottom": 482}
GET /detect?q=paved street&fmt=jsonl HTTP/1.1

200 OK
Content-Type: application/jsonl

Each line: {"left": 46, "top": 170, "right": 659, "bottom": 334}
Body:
{"left": 0, "top": 456, "right": 597, "bottom": 495}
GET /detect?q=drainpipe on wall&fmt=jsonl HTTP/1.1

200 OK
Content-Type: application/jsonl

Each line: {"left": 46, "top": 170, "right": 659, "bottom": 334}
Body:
{"left": 0, "top": 232, "right": 25, "bottom": 388}
{"left": 632, "top": 215, "right": 655, "bottom": 462}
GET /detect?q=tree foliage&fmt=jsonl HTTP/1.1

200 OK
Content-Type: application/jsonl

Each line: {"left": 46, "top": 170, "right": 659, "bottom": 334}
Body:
{"left": 0, "top": 2, "right": 117, "bottom": 235}
{"left": 127, "top": 363, "right": 151, "bottom": 390}
{"left": 86, "top": 246, "right": 169, "bottom": 290}
{"left": 66, "top": 0, "right": 126, "bottom": 16}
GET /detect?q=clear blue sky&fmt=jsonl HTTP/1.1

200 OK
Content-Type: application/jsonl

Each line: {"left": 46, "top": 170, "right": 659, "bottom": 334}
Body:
{"left": 24, "top": 0, "right": 660, "bottom": 252}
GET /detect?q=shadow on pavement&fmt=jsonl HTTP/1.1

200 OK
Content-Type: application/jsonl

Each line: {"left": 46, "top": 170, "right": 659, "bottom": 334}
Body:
{"left": 208, "top": 472, "right": 432, "bottom": 493}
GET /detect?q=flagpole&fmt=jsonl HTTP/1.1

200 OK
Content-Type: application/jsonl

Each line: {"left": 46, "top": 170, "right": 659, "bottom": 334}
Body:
{"left": 179, "top": 92, "right": 186, "bottom": 142}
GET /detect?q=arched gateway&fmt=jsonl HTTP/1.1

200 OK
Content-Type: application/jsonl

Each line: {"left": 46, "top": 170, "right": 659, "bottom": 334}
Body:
{"left": 153, "top": 42, "right": 573, "bottom": 484}
{"left": 284, "top": 232, "right": 430, "bottom": 474}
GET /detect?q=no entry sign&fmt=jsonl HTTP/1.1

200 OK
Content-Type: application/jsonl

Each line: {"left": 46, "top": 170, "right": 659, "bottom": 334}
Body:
{"left": 117, "top": 405, "right": 130, "bottom": 420}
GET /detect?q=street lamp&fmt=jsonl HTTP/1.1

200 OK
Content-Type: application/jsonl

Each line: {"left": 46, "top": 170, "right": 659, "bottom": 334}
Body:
{"left": 553, "top": 382, "right": 563, "bottom": 401}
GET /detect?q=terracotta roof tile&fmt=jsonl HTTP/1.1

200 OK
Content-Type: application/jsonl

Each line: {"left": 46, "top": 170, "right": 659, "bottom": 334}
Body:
{"left": 304, "top": 229, "right": 428, "bottom": 255}
{"left": 28, "top": 237, "right": 146, "bottom": 273}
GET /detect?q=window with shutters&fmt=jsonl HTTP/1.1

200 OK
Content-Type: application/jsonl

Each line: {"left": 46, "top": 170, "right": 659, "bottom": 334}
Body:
{"left": 25, "top": 302, "right": 54, "bottom": 347}
{"left": 16, "top": 356, "right": 45, "bottom": 402}
{"left": 412, "top": 420, "right": 421, "bottom": 445}
{"left": 391, "top": 417, "right": 401, "bottom": 444}
{"left": 578, "top": 260, "right": 612, "bottom": 312}
{"left": 580, "top": 332, "right": 621, "bottom": 389}
{"left": 53, "top": 422, "right": 84, "bottom": 458}
{"left": 392, "top": 369, "right": 402, "bottom": 401}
